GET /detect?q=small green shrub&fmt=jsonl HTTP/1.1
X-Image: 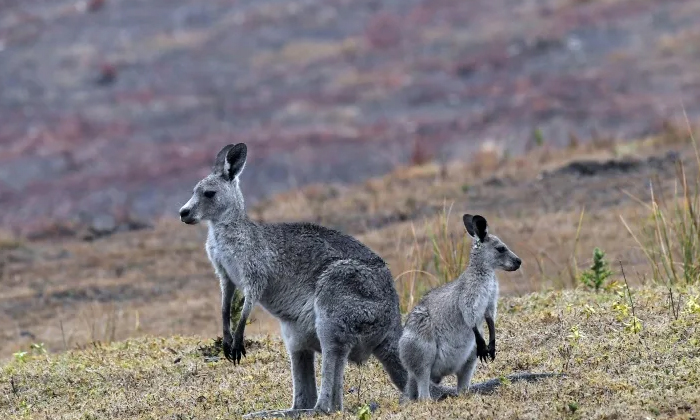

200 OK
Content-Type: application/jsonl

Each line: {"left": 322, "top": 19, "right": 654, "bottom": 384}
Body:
{"left": 568, "top": 402, "right": 579, "bottom": 413}
{"left": 29, "top": 343, "right": 46, "bottom": 354}
{"left": 357, "top": 404, "right": 371, "bottom": 420}
{"left": 230, "top": 289, "right": 245, "bottom": 328}
{"left": 533, "top": 128, "right": 545, "bottom": 147}
{"left": 13, "top": 351, "right": 28, "bottom": 363}
{"left": 579, "top": 247, "right": 612, "bottom": 292}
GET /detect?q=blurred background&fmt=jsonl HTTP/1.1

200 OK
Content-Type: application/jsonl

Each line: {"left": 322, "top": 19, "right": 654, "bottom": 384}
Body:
{"left": 1, "top": 0, "right": 699, "bottom": 354}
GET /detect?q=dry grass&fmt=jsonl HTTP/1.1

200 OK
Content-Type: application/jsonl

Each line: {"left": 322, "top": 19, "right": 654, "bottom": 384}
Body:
{"left": 252, "top": 38, "right": 361, "bottom": 68}
{"left": 0, "top": 230, "right": 23, "bottom": 251}
{"left": 362, "top": 202, "right": 650, "bottom": 300}
{"left": 623, "top": 134, "right": 700, "bottom": 286}
{"left": 2, "top": 134, "right": 695, "bottom": 356}
{"left": 389, "top": 203, "right": 472, "bottom": 313}
{"left": 251, "top": 136, "right": 683, "bottom": 229}
{"left": 1, "top": 285, "right": 698, "bottom": 419}
{"left": 0, "top": 222, "right": 282, "bottom": 356}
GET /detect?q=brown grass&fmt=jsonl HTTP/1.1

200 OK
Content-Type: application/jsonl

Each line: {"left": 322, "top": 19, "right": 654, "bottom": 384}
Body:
{"left": 251, "top": 135, "right": 682, "bottom": 228}
{"left": 2, "top": 134, "right": 695, "bottom": 356}
{"left": 1, "top": 285, "right": 698, "bottom": 419}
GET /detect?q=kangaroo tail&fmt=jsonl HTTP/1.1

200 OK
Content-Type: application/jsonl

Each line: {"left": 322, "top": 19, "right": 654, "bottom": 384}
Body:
{"left": 469, "top": 372, "right": 566, "bottom": 395}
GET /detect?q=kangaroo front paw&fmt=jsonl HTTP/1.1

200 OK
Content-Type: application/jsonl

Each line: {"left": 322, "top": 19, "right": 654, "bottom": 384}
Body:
{"left": 487, "top": 341, "right": 496, "bottom": 361}
{"left": 223, "top": 335, "right": 246, "bottom": 365}
{"left": 475, "top": 336, "right": 489, "bottom": 363}
{"left": 232, "top": 336, "right": 247, "bottom": 365}
{"left": 222, "top": 335, "right": 235, "bottom": 363}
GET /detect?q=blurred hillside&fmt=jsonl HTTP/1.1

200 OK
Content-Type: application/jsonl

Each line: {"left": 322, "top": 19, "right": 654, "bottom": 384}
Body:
{"left": 1, "top": 0, "right": 699, "bottom": 234}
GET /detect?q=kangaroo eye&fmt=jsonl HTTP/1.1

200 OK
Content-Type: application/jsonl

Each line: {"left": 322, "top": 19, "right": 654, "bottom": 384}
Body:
{"left": 496, "top": 246, "right": 507, "bottom": 253}
{"left": 203, "top": 191, "right": 216, "bottom": 199}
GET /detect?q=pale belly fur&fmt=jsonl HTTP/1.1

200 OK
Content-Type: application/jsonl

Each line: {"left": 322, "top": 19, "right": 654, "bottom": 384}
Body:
{"left": 430, "top": 325, "right": 477, "bottom": 379}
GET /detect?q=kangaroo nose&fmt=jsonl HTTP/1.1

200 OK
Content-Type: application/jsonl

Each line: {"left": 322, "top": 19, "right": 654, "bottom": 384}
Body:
{"left": 515, "top": 257, "right": 522, "bottom": 267}
{"left": 179, "top": 208, "right": 190, "bottom": 218}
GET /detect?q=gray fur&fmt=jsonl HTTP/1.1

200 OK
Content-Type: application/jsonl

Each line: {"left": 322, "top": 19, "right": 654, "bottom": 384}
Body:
{"left": 399, "top": 214, "right": 522, "bottom": 401}
{"left": 179, "top": 143, "right": 454, "bottom": 415}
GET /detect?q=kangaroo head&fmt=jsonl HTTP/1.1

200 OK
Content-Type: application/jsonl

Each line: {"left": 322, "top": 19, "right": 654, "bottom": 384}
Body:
{"left": 179, "top": 143, "right": 248, "bottom": 225}
{"left": 463, "top": 214, "right": 521, "bottom": 272}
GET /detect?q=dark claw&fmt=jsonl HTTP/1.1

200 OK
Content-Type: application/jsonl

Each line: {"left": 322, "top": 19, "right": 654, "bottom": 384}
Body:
{"left": 231, "top": 337, "right": 246, "bottom": 365}
{"left": 475, "top": 336, "right": 489, "bottom": 363}
{"left": 487, "top": 341, "right": 496, "bottom": 362}
{"left": 223, "top": 336, "right": 235, "bottom": 362}
{"left": 223, "top": 335, "right": 247, "bottom": 364}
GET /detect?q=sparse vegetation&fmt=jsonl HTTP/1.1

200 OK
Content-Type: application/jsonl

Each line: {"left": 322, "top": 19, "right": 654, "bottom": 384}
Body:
{"left": 426, "top": 206, "right": 471, "bottom": 286}
{"left": 11, "top": 343, "right": 46, "bottom": 365}
{"left": 1, "top": 286, "right": 698, "bottom": 419}
{"left": 623, "top": 129, "right": 700, "bottom": 286}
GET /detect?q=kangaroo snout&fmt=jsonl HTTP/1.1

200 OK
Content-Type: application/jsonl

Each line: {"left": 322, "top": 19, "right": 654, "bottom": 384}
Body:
{"left": 509, "top": 257, "right": 522, "bottom": 271}
{"left": 179, "top": 207, "right": 196, "bottom": 224}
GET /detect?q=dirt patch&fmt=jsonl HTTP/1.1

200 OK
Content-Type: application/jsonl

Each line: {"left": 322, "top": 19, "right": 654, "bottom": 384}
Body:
{"left": 541, "top": 150, "right": 680, "bottom": 178}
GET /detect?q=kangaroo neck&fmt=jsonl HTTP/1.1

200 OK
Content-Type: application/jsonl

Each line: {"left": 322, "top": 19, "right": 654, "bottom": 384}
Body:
{"left": 461, "top": 250, "right": 494, "bottom": 284}
{"left": 208, "top": 210, "right": 255, "bottom": 236}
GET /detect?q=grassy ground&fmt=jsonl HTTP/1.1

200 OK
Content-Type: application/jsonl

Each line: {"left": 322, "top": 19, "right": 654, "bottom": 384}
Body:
{"left": 1, "top": 135, "right": 693, "bottom": 355}
{"left": 4, "top": 132, "right": 696, "bottom": 355}
{"left": 1, "top": 133, "right": 699, "bottom": 418}
{"left": 1, "top": 285, "right": 698, "bottom": 419}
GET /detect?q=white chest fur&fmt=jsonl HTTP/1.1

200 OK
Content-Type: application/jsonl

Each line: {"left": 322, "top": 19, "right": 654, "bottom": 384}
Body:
{"left": 206, "top": 231, "right": 244, "bottom": 289}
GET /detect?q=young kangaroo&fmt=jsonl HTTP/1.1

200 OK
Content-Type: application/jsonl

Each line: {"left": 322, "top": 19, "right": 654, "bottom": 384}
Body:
{"left": 399, "top": 214, "right": 521, "bottom": 401}
{"left": 179, "top": 143, "right": 454, "bottom": 415}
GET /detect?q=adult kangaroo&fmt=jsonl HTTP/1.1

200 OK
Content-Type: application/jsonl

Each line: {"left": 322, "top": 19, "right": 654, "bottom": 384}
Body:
{"left": 179, "top": 143, "right": 454, "bottom": 416}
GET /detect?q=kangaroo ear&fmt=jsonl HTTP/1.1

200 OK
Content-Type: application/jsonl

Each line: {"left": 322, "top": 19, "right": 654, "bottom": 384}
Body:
{"left": 213, "top": 144, "right": 235, "bottom": 177}
{"left": 463, "top": 214, "right": 476, "bottom": 238}
{"left": 214, "top": 143, "right": 247, "bottom": 181}
{"left": 464, "top": 214, "right": 488, "bottom": 242}
{"left": 224, "top": 143, "right": 247, "bottom": 181}
{"left": 472, "top": 215, "right": 488, "bottom": 242}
